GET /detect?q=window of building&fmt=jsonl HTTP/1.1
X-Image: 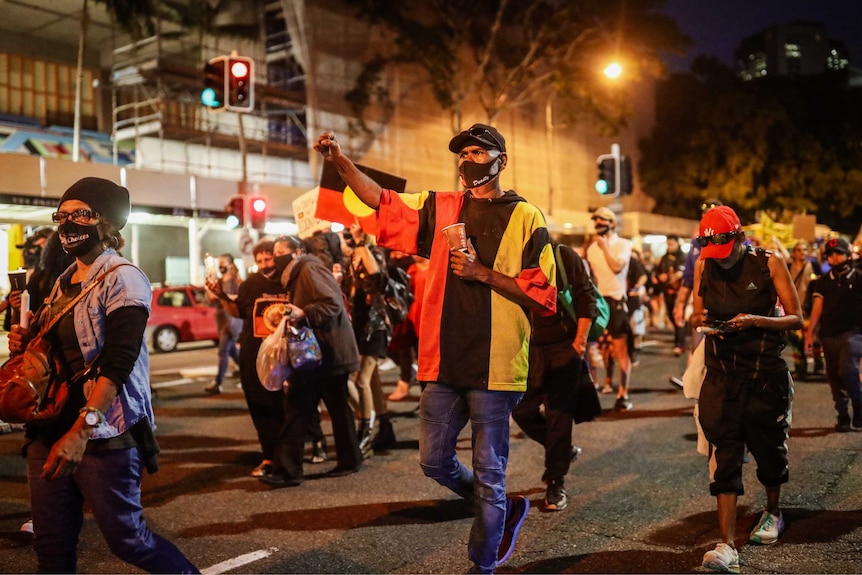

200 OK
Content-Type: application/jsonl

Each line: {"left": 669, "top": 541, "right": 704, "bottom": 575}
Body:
{"left": 0, "top": 53, "right": 95, "bottom": 126}
{"left": 785, "top": 43, "right": 801, "bottom": 59}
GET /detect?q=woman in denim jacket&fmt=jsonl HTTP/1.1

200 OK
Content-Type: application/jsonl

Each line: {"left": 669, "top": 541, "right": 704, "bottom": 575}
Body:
{"left": 8, "top": 177, "right": 198, "bottom": 574}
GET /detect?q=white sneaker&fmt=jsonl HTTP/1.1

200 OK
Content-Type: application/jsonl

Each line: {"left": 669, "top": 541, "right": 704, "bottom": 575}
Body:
{"left": 702, "top": 543, "right": 739, "bottom": 573}
{"left": 20, "top": 519, "right": 33, "bottom": 534}
{"left": 749, "top": 510, "right": 785, "bottom": 545}
{"left": 377, "top": 358, "right": 396, "bottom": 371}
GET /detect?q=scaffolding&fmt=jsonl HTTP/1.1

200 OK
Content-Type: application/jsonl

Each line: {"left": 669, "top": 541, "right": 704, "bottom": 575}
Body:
{"left": 109, "top": 3, "right": 309, "bottom": 181}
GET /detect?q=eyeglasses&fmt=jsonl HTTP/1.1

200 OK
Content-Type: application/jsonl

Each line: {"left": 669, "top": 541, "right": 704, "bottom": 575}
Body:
{"left": 695, "top": 232, "right": 739, "bottom": 247}
{"left": 51, "top": 209, "right": 100, "bottom": 224}
{"left": 464, "top": 127, "right": 503, "bottom": 151}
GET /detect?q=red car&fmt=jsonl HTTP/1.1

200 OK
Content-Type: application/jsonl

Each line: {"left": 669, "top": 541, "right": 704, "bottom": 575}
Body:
{"left": 146, "top": 286, "right": 219, "bottom": 352}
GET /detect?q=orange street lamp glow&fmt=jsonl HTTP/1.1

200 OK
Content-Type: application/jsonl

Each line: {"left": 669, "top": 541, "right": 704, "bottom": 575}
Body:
{"left": 604, "top": 62, "right": 622, "bottom": 79}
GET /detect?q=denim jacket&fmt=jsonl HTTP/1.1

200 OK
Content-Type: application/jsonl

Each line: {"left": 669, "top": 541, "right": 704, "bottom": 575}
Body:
{"left": 52, "top": 249, "right": 154, "bottom": 440}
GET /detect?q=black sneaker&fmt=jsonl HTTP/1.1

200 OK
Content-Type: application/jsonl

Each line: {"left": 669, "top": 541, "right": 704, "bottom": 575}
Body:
{"left": 204, "top": 380, "right": 222, "bottom": 394}
{"left": 545, "top": 479, "right": 568, "bottom": 511}
{"left": 258, "top": 472, "right": 302, "bottom": 488}
{"left": 836, "top": 416, "right": 852, "bottom": 433}
{"left": 614, "top": 397, "right": 633, "bottom": 411}
{"left": 852, "top": 413, "right": 862, "bottom": 432}
{"left": 327, "top": 465, "right": 361, "bottom": 478}
{"left": 372, "top": 418, "right": 397, "bottom": 452}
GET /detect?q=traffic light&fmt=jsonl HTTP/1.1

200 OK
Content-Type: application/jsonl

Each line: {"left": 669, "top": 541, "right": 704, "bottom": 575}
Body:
{"left": 225, "top": 194, "right": 245, "bottom": 228}
{"left": 226, "top": 55, "right": 254, "bottom": 112}
{"left": 596, "top": 157, "right": 617, "bottom": 195}
{"left": 201, "top": 56, "right": 227, "bottom": 111}
{"left": 249, "top": 196, "right": 268, "bottom": 230}
{"left": 619, "top": 157, "right": 633, "bottom": 195}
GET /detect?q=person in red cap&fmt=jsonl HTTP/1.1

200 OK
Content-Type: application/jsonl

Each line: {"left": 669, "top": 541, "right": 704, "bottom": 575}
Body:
{"left": 805, "top": 237, "right": 862, "bottom": 432}
{"left": 690, "top": 206, "right": 802, "bottom": 573}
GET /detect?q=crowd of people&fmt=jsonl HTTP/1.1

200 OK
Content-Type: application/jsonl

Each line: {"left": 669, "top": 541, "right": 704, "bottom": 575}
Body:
{"left": 2, "top": 123, "right": 861, "bottom": 574}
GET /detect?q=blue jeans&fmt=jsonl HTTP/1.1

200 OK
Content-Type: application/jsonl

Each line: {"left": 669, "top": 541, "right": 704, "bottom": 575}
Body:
{"left": 419, "top": 383, "right": 522, "bottom": 572}
{"left": 216, "top": 317, "right": 242, "bottom": 384}
{"left": 27, "top": 440, "right": 199, "bottom": 574}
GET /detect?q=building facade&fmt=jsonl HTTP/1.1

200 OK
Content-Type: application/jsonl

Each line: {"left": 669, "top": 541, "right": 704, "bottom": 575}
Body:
{"left": 736, "top": 21, "right": 850, "bottom": 81}
{"left": 0, "top": 0, "right": 694, "bottom": 290}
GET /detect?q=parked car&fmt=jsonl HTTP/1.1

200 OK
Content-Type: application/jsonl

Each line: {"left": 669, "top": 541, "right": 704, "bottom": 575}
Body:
{"left": 146, "top": 285, "right": 218, "bottom": 352}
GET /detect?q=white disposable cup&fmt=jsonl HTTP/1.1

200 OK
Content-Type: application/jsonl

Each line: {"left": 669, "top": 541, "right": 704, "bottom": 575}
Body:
{"left": 441, "top": 223, "right": 468, "bottom": 253}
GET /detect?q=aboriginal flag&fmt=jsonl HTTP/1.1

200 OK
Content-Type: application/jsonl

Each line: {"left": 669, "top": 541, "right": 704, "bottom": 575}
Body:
{"left": 316, "top": 161, "right": 407, "bottom": 236}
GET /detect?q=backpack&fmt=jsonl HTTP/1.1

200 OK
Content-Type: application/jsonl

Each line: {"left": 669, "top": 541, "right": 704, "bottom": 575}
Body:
{"left": 384, "top": 266, "right": 414, "bottom": 325}
{"left": 554, "top": 245, "right": 610, "bottom": 342}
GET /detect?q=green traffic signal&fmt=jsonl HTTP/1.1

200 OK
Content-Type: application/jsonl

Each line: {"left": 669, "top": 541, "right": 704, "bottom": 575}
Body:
{"left": 202, "top": 57, "right": 227, "bottom": 111}
{"left": 596, "top": 157, "right": 616, "bottom": 195}
{"left": 595, "top": 179, "right": 609, "bottom": 194}
{"left": 201, "top": 87, "right": 220, "bottom": 107}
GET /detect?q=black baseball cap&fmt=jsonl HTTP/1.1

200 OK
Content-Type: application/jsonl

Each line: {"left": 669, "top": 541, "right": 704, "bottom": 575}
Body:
{"left": 824, "top": 237, "right": 851, "bottom": 255}
{"left": 448, "top": 123, "right": 506, "bottom": 154}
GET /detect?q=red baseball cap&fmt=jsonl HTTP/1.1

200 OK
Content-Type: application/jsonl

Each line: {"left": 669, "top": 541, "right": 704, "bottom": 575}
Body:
{"left": 698, "top": 205, "right": 742, "bottom": 260}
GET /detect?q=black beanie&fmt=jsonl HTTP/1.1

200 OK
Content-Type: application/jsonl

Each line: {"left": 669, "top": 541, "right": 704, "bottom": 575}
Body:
{"left": 60, "top": 177, "right": 130, "bottom": 230}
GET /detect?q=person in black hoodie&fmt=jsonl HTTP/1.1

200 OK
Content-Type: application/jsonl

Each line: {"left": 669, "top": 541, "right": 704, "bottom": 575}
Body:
{"left": 512, "top": 244, "right": 596, "bottom": 512}
{"left": 260, "top": 236, "right": 362, "bottom": 487}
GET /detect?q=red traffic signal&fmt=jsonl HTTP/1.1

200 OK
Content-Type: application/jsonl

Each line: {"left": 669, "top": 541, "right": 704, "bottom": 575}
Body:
{"left": 225, "top": 195, "right": 245, "bottom": 228}
{"left": 249, "top": 196, "right": 268, "bottom": 230}
{"left": 227, "top": 55, "right": 254, "bottom": 112}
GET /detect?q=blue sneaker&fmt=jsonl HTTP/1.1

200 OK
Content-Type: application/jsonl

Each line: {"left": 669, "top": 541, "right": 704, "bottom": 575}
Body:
{"left": 497, "top": 495, "right": 529, "bottom": 565}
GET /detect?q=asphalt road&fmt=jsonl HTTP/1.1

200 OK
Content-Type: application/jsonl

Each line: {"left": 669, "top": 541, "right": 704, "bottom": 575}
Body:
{"left": 1, "top": 329, "right": 861, "bottom": 574}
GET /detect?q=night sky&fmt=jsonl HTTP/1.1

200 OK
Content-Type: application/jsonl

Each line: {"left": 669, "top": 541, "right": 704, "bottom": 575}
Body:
{"left": 661, "top": 0, "right": 862, "bottom": 72}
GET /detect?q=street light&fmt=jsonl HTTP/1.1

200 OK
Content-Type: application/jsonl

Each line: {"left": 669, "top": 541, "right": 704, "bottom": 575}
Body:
{"left": 604, "top": 62, "right": 623, "bottom": 79}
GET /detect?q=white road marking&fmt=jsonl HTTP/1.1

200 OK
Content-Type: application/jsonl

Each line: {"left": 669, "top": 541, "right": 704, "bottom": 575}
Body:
{"left": 151, "top": 378, "right": 196, "bottom": 389}
{"left": 201, "top": 548, "right": 276, "bottom": 575}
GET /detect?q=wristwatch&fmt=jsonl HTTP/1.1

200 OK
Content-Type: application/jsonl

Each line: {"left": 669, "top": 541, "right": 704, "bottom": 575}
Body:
{"left": 79, "top": 406, "right": 104, "bottom": 427}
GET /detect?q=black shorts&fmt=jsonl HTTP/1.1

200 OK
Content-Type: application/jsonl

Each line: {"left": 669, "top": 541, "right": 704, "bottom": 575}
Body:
{"left": 605, "top": 298, "right": 630, "bottom": 339}
{"left": 698, "top": 368, "right": 792, "bottom": 496}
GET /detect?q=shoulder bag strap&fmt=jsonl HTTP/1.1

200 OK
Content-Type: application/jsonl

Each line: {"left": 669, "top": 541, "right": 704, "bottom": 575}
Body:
{"left": 554, "top": 244, "right": 571, "bottom": 290}
{"left": 38, "top": 263, "right": 134, "bottom": 337}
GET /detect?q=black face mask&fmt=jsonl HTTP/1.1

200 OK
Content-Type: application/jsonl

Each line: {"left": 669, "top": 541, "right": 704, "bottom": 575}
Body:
{"left": 459, "top": 157, "right": 501, "bottom": 188}
{"left": 58, "top": 221, "right": 101, "bottom": 258}
{"left": 594, "top": 224, "right": 610, "bottom": 236}
{"left": 831, "top": 260, "right": 849, "bottom": 273}
{"left": 274, "top": 253, "right": 294, "bottom": 275}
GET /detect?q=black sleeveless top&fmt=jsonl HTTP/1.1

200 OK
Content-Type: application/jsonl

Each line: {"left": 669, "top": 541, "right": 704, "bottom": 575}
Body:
{"left": 700, "top": 246, "right": 787, "bottom": 378}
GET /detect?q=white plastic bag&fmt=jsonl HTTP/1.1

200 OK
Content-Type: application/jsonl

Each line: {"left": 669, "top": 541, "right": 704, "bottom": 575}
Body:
{"left": 682, "top": 339, "right": 705, "bottom": 400}
{"left": 256, "top": 317, "right": 291, "bottom": 391}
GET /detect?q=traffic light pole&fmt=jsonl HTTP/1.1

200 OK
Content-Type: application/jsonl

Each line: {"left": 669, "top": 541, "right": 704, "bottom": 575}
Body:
{"left": 610, "top": 143, "right": 623, "bottom": 233}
